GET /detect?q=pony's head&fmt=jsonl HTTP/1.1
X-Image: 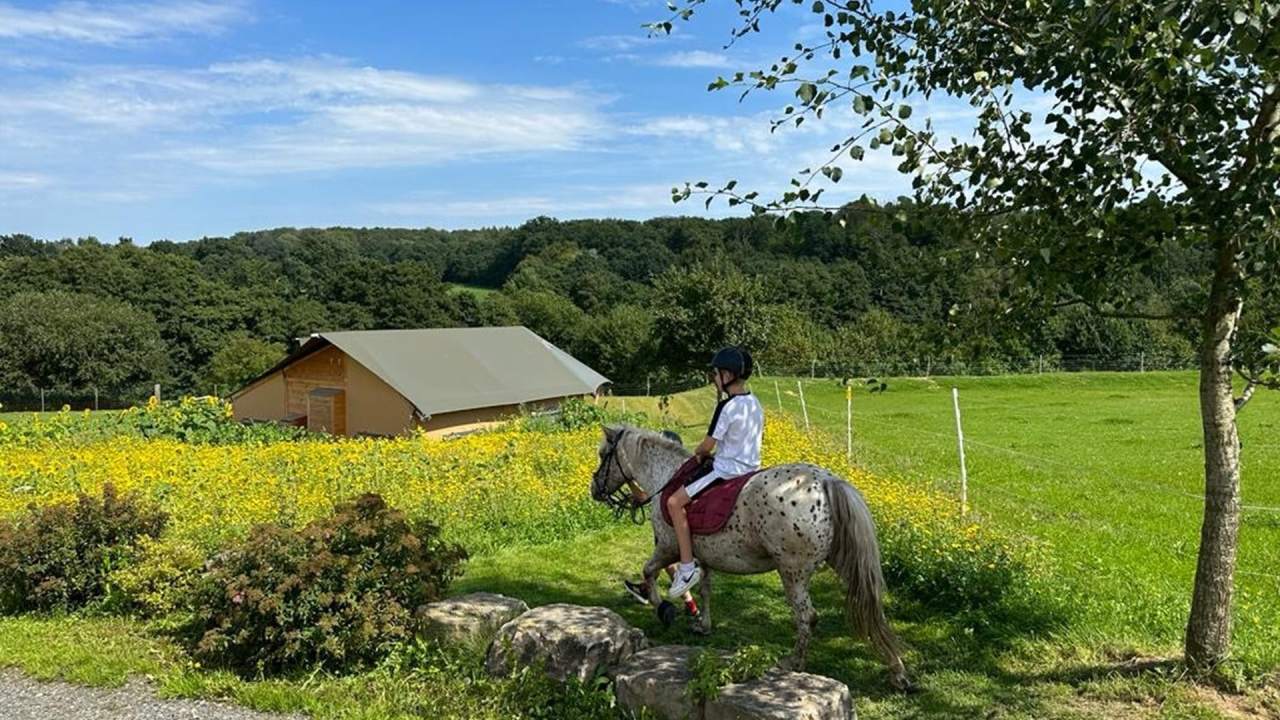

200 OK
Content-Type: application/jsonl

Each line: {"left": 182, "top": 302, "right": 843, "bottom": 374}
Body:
{"left": 590, "top": 425, "right": 688, "bottom": 521}
{"left": 590, "top": 424, "right": 630, "bottom": 504}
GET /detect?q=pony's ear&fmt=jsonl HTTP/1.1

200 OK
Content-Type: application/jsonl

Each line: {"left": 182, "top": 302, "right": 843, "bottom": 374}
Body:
{"left": 603, "top": 425, "right": 623, "bottom": 443}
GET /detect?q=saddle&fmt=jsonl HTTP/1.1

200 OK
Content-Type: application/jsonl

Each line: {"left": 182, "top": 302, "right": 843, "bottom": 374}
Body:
{"left": 659, "top": 456, "right": 760, "bottom": 535}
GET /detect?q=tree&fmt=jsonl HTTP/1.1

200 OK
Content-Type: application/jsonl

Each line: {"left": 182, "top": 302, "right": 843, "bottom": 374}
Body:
{"left": 649, "top": 263, "right": 772, "bottom": 373}
{"left": 506, "top": 290, "right": 586, "bottom": 351}
{"left": 203, "top": 336, "right": 285, "bottom": 394}
{"left": 576, "top": 304, "right": 658, "bottom": 381}
{"left": 662, "top": 0, "right": 1280, "bottom": 667}
{"left": 0, "top": 291, "right": 166, "bottom": 393}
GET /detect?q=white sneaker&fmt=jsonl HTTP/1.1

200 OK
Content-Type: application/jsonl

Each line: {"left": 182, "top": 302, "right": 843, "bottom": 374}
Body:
{"left": 668, "top": 563, "right": 701, "bottom": 599}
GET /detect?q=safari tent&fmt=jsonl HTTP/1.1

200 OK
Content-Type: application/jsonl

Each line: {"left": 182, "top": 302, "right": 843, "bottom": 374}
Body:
{"left": 231, "top": 327, "right": 609, "bottom": 437}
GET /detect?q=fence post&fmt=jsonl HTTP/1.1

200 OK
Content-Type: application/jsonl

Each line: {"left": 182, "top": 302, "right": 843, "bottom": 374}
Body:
{"left": 646, "top": 375, "right": 651, "bottom": 397}
{"left": 796, "top": 380, "right": 810, "bottom": 433}
{"left": 952, "top": 387, "right": 968, "bottom": 516}
{"left": 810, "top": 359, "right": 816, "bottom": 379}
{"left": 93, "top": 387, "right": 99, "bottom": 411}
{"left": 773, "top": 379, "right": 783, "bottom": 412}
{"left": 845, "top": 384, "right": 853, "bottom": 462}
{"left": 1038, "top": 354, "right": 1043, "bottom": 374}
{"left": 40, "top": 388, "right": 45, "bottom": 413}
{"left": 1140, "top": 352, "right": 1145, "bottom": 373}
{"left": 154, "top": 383, "right": 161, "bottom": 403}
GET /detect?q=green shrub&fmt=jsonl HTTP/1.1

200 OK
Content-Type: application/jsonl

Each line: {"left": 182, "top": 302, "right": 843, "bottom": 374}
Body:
{"left": 0, "top": 484, "right": 167, "bottom": 613}
{"left": 496, "top": 664, "right": 623, "bottom": 720}
{"left": 517, "top": 396, "right": 645, "bottom": 433}
{"left": 123, "top": 396, "right": 311, "bottom": 444}
{"left": 184, "top": 493, "right": 467, "bottom": 674}
{"left": 107, "top": 535, "right": 205, "bottom": 619}
{"left": 687, "top": 645, "right": 780, "bottom": 703}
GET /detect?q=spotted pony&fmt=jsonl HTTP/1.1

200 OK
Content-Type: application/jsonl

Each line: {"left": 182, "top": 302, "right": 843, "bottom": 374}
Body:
{"left": 590, "top": 424, "right": 910, "bottom": 689}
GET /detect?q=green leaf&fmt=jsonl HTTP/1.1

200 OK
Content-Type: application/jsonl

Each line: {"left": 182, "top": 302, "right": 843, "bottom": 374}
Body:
{"left": 812, "top": 1, "right": 824, "bottom": 12}
{"left": 898, "top": 104, "right": 912, "bottom": 119}
{"left": 849, "top": 145, "right": 865, "bottom": 160}
{"left": 797, "top": 83, "right": 818, "bottom": 104}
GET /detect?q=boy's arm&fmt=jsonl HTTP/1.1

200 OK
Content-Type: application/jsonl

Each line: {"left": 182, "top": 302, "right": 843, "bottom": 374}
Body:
{"left": 694, "top": 435, "right": 717, "bottom": 459}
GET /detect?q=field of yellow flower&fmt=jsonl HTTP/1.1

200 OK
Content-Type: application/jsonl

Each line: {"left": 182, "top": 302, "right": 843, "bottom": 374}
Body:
{"left": 0, "top": 401, "right": 1037, "bottom": 611}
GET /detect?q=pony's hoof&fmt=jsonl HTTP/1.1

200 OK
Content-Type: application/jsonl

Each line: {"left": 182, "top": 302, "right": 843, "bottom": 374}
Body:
{"left": 689, "top": 620, "right": 711, "bottom": 636}
{"left": 656, "top": 601, "right": 676, "bottom": 628}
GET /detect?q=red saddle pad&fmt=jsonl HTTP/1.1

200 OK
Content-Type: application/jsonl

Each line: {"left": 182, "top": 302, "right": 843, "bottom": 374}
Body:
{"left": 659, "top": 456, "right": 760, "bottom": 535}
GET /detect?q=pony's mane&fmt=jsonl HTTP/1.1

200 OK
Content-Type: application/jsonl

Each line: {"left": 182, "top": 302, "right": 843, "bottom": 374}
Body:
{"left": 615, "top": 424, "right": 691, "bottom": 457}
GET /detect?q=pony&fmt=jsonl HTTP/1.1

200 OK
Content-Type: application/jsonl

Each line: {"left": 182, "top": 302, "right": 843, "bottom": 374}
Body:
{"left": 590, "top": 424, "right": 910, "bottom": 690}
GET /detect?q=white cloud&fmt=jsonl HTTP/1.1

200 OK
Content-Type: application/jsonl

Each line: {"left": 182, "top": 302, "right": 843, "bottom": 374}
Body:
{"left": 0, "top": 172, "right": 48, "bottom": 190}
{"left": 653, "top": 50, "right": 732, "bottom": 68}
{"left": 368, "top": 183, "right": 680, "bottom": 220}
{"left": 0, "top": 57, "right": 612, "bottom": 175}
{"left": 0, "top": 1, "right": 248, "bottom": 44}
{"left": 578, "top": 33, "right": 668, "bottom": 51}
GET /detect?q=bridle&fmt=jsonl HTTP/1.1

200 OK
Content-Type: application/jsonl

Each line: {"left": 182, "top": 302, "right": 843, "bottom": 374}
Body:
{"left": 593, "top": 429, "right": 655, "bottom": 525}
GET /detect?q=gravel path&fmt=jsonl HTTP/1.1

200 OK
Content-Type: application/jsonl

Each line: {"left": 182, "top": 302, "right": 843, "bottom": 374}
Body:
{"left": 0, "top": 670, "right": 305, "bottom": 720}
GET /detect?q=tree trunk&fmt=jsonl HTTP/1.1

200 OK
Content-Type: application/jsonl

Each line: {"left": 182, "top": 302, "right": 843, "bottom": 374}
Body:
{"left": 1184, "top": 239, "right": 1244, "bottom": 669}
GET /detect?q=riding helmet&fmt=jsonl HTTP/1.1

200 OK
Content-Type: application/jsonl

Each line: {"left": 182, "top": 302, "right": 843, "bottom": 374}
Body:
{"left": 709, "top": 346, "right": 753, "bottom": 380}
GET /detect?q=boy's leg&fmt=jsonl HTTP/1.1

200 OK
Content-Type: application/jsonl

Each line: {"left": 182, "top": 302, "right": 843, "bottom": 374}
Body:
{"left": 666, "top": 489, "right": 702, "bottom": 598}
{"left": 666, "top": 488, "right": 694, "bottom": 564}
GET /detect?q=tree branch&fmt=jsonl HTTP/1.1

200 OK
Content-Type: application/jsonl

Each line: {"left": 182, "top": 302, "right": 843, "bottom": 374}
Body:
{"left": 1235, "top": 377, "right": 1258, "bottom": 411}
{"left": 1229, "top": 82, "right": 1280, "bottom": 193}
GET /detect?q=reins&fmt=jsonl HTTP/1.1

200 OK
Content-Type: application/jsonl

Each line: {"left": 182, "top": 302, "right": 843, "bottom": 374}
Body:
{"left": 597, "top": 430, "right": 656, "bottom": 525}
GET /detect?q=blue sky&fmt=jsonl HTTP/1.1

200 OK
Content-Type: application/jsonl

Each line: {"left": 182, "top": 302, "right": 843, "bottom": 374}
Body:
{"left": 0, "top": 0, "right": 925, "bottom": 242}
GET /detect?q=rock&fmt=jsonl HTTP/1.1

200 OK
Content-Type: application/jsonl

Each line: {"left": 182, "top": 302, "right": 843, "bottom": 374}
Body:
{"left": 485, "top": 604, "right": 647, "bottom": 683}
{"left": 704, "top": 670, "right": 853, "bottom": 720}
{"left": 419, "top": 592, "right": 529, "bottom": 646}
{"left": 613, "top": 645, "right": 719, "bottom": 720}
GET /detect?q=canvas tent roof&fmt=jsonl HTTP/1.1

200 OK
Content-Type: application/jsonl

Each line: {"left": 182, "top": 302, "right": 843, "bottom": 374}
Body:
{"left": 237, "top": 327, "right": 610, "bottom": 417}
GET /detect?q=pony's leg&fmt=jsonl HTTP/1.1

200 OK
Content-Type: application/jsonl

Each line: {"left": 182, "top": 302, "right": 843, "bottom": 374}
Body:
{"left": 692, "top": 567, "right": 712, "bottom": 635}
{"left": 778, "top": 565, "right": 818, "bottom": 671}
{"left": 642, "top": 551, "right": 670, "bottom": 608}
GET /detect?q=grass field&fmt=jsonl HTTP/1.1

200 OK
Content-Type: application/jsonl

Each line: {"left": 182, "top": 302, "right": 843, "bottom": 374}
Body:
{"left": 0, "top": 372, "right": 1276, "bottom": 718}
{"left": 623, "top": 373, "right": 1280, "bottom": 657}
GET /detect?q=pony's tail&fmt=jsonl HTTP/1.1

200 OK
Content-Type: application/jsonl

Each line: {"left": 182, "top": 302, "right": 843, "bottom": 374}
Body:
{"left": 824, "top": 476, "right": 908, "bottom": 685}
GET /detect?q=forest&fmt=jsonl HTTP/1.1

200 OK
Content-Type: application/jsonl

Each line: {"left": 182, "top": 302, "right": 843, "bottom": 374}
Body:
{"left": 0, "top": 204, "right": 1218, "bottom": 402}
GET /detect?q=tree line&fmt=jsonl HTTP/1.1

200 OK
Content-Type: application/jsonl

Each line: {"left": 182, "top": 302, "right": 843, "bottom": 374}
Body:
{"left": 0, "top": 206, "right": 1212, "bottom": 399}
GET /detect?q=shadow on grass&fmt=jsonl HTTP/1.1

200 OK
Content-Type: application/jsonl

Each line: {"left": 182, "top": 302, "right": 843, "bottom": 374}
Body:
{"left": 455, "top": 524, "right": 1088, "bottom": 719}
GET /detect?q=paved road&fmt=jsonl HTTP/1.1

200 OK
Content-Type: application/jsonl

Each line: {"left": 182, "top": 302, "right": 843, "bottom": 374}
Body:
{"left": 0, "top": 670, "right": 304, "bottom": 720}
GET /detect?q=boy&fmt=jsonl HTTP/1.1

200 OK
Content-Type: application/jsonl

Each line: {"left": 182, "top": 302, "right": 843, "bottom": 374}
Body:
{"left": 666, "top": 346, "right": 764, "bottom": 598}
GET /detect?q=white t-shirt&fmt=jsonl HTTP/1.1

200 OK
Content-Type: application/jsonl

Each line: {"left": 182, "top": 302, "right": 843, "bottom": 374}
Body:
{"left": 708, "top": 393, "right": 764, "bottom": 477}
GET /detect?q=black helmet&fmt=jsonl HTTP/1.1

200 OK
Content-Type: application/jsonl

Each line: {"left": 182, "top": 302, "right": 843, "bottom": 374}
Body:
{"left": 709, "top": 346, "right": 753, "bottom": 380}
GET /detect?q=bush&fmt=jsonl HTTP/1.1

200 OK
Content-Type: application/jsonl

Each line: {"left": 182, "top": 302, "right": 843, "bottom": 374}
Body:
{"left": 184, "top": 493, "right": 467, "bottom": 674}
{"left": 0, "top": 484, "right": 167, "bottom": 613}
{"left": 108, "top": 535, "right": 205, "bottom": 619}
{"left": 123, "top": 396, "right": 311, "bottom": 444}
{"left": 517, "top": 396, "right": 645, "bottom": 433}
